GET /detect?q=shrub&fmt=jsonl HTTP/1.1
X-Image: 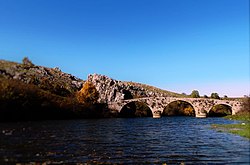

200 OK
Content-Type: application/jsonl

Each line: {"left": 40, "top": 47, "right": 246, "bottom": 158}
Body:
{"left": 183, "top": 106, "right": 195, "bottom": 116}
{"left": 238, "top": 96, "right": 250, "bottom": 114}
{"left": 190, "top": 90, "right": 200, "bottom": 98}
{"left": 22, "top": 57, "right": 34, "bottom": 67}
{"left": 0, "top": 77, "right": 81, "bottom": 121}
{"left": 211, "top": 93, "right": 220, "bottom": 99}
{"left": 76, "top": 81, "right": 99, "bottom": 104}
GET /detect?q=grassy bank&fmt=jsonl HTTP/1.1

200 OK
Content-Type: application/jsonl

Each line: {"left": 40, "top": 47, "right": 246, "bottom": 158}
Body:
{"left": 211, "top": 113, "right": 250, "bottom": 139}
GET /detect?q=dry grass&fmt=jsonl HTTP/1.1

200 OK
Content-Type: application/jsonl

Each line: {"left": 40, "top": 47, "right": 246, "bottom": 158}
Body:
{"left": 123, "top": 81, "right": 185, "bottom": 97}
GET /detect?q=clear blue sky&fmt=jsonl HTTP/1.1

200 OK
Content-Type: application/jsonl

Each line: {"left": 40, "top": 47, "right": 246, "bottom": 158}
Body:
{"left": 0, "top": 0, "right": 249, "bottom": 97}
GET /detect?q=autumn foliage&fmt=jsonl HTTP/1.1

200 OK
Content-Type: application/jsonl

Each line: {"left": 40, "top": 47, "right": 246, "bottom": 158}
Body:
{"left": 183, "top": 106, "right": 195, "bottom": 116}
{"left": 76, "top": 81, "right": 99, "bottom": 104}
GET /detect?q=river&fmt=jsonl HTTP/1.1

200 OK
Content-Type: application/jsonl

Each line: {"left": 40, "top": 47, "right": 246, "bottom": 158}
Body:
{"left": 0, "top": 117, "right": 249, "bottom": 164}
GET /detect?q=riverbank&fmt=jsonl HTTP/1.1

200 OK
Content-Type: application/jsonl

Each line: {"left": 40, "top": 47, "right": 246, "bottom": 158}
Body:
{"left": 211, "top": 113, "right": 250, "bottom": 139}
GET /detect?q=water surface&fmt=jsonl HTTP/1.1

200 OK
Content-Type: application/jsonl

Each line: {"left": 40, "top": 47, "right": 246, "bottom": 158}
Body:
{"left": 0, "top": 117, "right": 249, "bottom": 164}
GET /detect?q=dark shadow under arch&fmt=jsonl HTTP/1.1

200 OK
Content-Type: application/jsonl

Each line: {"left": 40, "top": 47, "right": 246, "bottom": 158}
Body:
{"left": 162, "top": 100, "right": 195, "bottom": 117}
{"left": 119, "top": 101, "right": 153, "bottom": 118}
{"left": 208, "top": 104, "right": 232, "bottom": 117}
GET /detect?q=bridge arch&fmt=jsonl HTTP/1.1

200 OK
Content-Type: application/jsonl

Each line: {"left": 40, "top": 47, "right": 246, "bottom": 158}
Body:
{"left": 162, "top": 100, "right": 196, "bottom": 117}
{"left": 208, "top": 104, "right": 232, "bottom": 117}
{"left": 119, "top": 101, "right": 153, "bottom": 117}
{"left": 108, "top": 97, "right": 242, "bottom": 118}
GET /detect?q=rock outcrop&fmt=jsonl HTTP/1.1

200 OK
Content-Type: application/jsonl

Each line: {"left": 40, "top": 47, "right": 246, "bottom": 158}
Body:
{"left": 87, "top": 74, "right": 181, "bottom": 103}
{"left": 88, "top": 74, "right": 131, "bottom": 103}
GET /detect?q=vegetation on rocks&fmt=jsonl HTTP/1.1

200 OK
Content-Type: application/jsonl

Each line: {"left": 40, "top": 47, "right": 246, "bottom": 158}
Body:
{"left": 124, "top": 81, "right": 185, "bottom": 98}
{"left": 76, "top": 81, "right": 99, "bottom": 104}
{"left": 0, "top": 59, "right": 83, "bottom": 97}
{"left": 0, "top": 76, "right": 79, "bottom": 121}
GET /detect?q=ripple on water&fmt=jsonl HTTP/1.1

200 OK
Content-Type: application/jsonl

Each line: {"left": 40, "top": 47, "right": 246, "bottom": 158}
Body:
{"left": 0, "top": 117, "right": 249, "bottom": 164}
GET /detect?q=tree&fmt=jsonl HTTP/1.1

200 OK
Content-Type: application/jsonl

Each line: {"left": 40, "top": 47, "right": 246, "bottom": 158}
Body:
{"left": 204, "top": 95, "right": 208, "bottom": 98}
{"left": 190, "top": 90, "right": 200, "bottom": 98}
{"left": 76, "top": 81, "right": 99, "bottom": 104}
{"left": 22, "top": 57, "right": 34, "bottom": 67}
{"left": 211, "top": 93, "right": 220, "bottom": 99}
{"left": 239, "top": 96, "right": 250, "bottom": 114}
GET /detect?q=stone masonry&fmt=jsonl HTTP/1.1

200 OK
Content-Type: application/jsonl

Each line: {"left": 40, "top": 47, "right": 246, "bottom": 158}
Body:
{"left": 108, "top": 97, "right": 242, "bottom": 117}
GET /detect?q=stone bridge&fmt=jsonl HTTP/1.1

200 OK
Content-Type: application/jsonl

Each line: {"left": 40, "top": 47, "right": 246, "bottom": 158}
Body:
{"left": 108, "top": 97, "right": 242, "bottom": 118}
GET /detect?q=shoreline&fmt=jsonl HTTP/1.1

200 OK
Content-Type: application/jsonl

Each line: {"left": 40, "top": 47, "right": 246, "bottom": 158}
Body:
{"left": 211, "top": 113, "right": 250, "bottom": 139}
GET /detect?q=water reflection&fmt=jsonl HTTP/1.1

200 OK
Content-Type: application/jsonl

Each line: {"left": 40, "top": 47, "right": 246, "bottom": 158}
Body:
{"left": 0, "top": 117, "right": 249, "bottom": 164}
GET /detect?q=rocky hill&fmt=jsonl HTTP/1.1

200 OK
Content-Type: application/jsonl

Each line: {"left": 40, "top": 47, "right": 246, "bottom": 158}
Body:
{"left": 0, "top": 58, "right": 183, "bottom": 102}
{"left": 0, "top": 59, "right": 83, "bottom": 97}
{"left": 0, "top": 58, "right": 185, "bottom": 120}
